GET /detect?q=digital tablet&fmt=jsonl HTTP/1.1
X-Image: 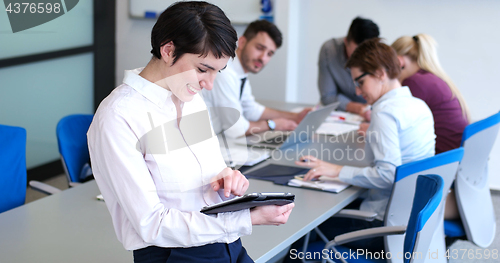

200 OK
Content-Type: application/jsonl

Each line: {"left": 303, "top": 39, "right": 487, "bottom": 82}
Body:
{"left": 200, "top": 192, "right": 295, "bottom": 214}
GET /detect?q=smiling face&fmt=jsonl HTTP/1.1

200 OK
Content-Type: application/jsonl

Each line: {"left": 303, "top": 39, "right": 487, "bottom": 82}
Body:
{"left": 237, "top": 31, "right": 277, "bottom": 74}
{"left": 157, "top": 43, "right": 229, "bottom": 102}
{"left": 351, "top": 67, "right": 385, "bottom": 105}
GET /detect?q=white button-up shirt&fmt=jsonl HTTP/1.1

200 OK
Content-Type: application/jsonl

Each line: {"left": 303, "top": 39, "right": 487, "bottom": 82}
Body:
{"left": 202, "top": 55, "right": 265, "bottom": 138}
{"left": 88, "top": 68, "right": 252, "bottom": 250}
{"left": 339, "top": 87, "right": 435, "bottom": 220}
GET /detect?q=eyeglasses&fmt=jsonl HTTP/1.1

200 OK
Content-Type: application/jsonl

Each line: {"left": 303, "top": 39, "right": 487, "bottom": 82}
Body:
{"left": 353, "top": 72, "right": 370, "bottom": 88}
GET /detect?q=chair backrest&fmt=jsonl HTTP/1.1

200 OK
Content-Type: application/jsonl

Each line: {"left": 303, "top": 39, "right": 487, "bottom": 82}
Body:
{"left": 56, "top": 114, "right": 93, "bottom": 184}
{"left": 404, "top": 174, "right": 444, "bottom": 263}
{"left": 385, "top": 148, "right": 464, "bottom": 263}
{"left": 455, "top": 111, "right": 500, "bottom": 247}
{"left": 0, "top": 124, "right": 27, "bottom": 213}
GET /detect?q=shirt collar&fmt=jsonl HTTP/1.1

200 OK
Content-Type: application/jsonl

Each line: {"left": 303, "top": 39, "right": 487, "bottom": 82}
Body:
{"left": 373, "top": 86, "right": 412, "bottom": 107}
{"left": 231, "top": 55, "right": 248, "bottom": 79}
{"left": 338, "top": 38, "right": 348, "bottom": 65}
{"left": 123, "top": 68, "right": 172, "bottom": 109}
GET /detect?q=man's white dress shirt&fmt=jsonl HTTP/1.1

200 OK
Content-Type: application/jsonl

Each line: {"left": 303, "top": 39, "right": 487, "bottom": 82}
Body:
{"left": 202, "top": 55, "right": 265, "bottom": 138}
{"left": 338, "top": 87, "right": 436, "bottom": 220}
{"left": 88, "top": 68, "right": 252, "bottom": 250}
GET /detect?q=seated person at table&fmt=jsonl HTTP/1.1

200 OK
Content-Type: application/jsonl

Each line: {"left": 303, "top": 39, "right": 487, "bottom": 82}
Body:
{"left": 87, "top": 2, "right": 294, "bottom": 263}
{"left": 392, "top": 34, "right": 471, "bottom": 220}
{"left": 202, "top": 20, "right": 311, "bottom": 138}
{"left": 391, "top": 34, "right": 470, "bottom": 154}
{"left": 295, "top": 38, "right": 435, "bottom": 251}
{"left": 318, "top": 17, "right": 379, "bottom": 120}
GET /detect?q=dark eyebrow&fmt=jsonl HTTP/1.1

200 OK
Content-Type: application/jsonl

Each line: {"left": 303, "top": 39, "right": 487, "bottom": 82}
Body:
{"left": 200, "top": 63, "right": 215, "bottom": 71}
{"left": 201, "top": 63, "right": 227, "bottom": 72}
{"left": 257, "top": 43, "right": 267, "bottom": 49}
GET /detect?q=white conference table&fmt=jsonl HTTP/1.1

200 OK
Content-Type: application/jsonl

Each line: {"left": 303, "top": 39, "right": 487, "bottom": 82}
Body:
{"left": 0, "top": 178, "right": 365, "bottom": 263}
{"left": 0, "top": 101, "right": 372, "bottom": 262}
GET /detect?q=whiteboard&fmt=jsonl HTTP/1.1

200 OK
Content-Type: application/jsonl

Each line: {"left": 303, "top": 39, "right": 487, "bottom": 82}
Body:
{"left": 129, "top": 0, "right": 268, "bottom": 24}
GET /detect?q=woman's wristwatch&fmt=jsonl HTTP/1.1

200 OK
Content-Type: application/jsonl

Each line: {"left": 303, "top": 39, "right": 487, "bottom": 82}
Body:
{"left": 267, "top": 119, "right": 276, "bottom": 130}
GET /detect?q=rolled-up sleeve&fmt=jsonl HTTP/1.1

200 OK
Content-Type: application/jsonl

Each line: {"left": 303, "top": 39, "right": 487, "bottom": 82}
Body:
{"left": 338, "top": 110, "right": 401, "bottom": 190}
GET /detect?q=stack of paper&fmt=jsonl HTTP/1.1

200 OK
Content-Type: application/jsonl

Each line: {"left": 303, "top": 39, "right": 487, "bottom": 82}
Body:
{"left": 288, "top": 176, "right": 350, "bottom": 193}
{"left": 315, "top": 110, "right": 363, "bottom": 136}
{"left": 315, "top": 122, "right": 360, "bottom": 136}
{"left": 328, "top": 111, "right": 364, "bottom": 124}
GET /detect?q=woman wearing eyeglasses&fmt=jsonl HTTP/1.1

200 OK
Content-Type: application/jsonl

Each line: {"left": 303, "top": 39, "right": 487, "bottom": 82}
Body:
{"left": 295, "top": 38, "right": 435, "bottom": 250}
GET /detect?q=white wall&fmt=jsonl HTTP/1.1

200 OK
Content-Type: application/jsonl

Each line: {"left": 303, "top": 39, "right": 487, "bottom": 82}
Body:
{"left": 116, "top": 0, "right": 156, "bottom": 85}
{"left": 115, "top": 0, "right": 500, "bottom": 188}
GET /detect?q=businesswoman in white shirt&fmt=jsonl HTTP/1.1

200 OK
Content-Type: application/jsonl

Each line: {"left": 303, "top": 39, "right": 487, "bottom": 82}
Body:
{"left": 87, "top": 2, "right": 294, "bottom": 262}
{"left": 295, "top": 38, "right": 435, "bottom": 251}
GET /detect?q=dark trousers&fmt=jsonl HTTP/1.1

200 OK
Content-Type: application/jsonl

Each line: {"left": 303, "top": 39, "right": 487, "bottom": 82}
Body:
{"left": 133, "top": 238, "right": 253, "bottom": 263}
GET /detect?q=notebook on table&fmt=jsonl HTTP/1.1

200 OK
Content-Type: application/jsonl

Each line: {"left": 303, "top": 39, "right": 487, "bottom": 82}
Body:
{"left": 244, "top": 164, "right": 310, "bottom": 185}
{"left": 288, "top": 175, "right": 350, "bottom": 193}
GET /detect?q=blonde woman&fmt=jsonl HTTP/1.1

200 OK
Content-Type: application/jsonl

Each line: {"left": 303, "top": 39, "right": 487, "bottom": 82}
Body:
{"left": 392, "top": 34, "right": 470, "bottom": 220}
{"left": 392, "top": 34, "right": 470, "bottom": 154}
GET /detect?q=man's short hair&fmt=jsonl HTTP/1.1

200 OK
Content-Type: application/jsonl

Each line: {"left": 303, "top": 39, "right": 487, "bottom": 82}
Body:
{"left": 243, "top": 20, "right": 282, "bottom": 48}
{"left": 346, "top": 17, "right": 380, "bottom": 45}
{"left": 150, "top": 1, "right": 237, "bottom": 65}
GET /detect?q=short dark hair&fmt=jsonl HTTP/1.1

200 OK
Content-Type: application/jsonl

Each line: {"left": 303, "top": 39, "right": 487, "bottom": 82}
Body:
{"left": 346, "top": 38, "right": 401, "bottom": 79}
{"left": 243, "top": 20, "right": 282, "bottom": 48}
{"left": 150, "top": 1, "right": 237, "bottom": 65}
{"left": 346, "top": 17, "right": 380, "bottom": 45}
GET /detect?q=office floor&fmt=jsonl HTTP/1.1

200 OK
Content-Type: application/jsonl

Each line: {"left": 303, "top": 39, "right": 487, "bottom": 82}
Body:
{"left": 25, "top": 173, "right": 69, "bottom": 203}
{"left": 25, "top": 176, "right": 500, "bottom": 262}
{"left": 448, "top": 191, "right": 500, "bottom": 263}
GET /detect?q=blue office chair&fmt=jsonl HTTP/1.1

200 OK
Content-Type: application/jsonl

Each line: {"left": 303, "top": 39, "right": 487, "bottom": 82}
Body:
{"left": 29, "top": 114, "right": 94, "bottom": 195}
{"left": 0, "top": 124, "right": 27, "bottom": 213}
{"left": 56, "top": 114, "right": 94, "bottom": 185}
{"left": 303, "top": 148, "right": 463, "bottom": 263}
{"left": 383, "top": 148, "right": 463, "bottom": 263}
{"left": 323, "top": 174, "right": 444, "bottom": 263}
{"left": 444, "top": 111, "right": 500, "bottom": 247}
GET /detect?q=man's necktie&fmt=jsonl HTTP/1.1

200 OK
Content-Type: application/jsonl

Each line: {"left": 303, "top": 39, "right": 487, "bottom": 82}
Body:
{"left": 240, "top": 77, "right": 247, "bottom": 100}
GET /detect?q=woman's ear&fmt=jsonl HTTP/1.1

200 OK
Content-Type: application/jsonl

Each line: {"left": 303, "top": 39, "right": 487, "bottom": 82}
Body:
{"left": 160, "top": 41, "right": 175, "bottom": 64}
{"left": 397, "top": 55, "right": 405, "bottom": 69}
{"left": 374, "top": 68, "right": 387, "bottom": 81}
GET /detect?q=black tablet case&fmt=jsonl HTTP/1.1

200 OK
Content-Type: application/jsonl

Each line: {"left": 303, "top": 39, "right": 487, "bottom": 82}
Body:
{"left": 200, "top": 193, "right": 295, "bottom": 214}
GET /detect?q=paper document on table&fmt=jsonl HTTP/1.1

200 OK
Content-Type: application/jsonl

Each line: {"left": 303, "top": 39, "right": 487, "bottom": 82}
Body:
{"left": 328, "top": 111, "right": 364, "bottom": 125}
{"left": 221, "top": 146, "right": 270, "bottom": 166}
{"left": 316, "top": 122, "right": 359, "bottom": 136}
{"left": 288, "top": 175, "right": 350, "bottom": 193}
